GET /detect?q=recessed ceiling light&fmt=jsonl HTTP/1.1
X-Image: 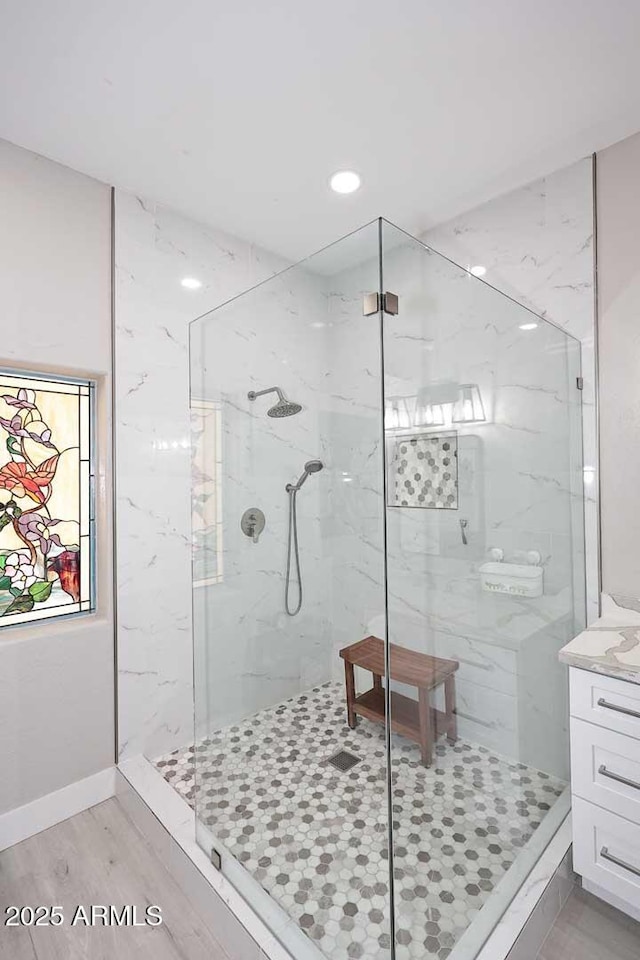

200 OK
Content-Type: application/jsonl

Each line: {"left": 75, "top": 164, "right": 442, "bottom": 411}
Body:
{"left": 470, "top": 265, "right": 486, "bottom": 277}
{"left": 330, "top": 171, "right": 361, "bottom": 194}
{"left": 519, "top": 322, "right": 538, "bottom": 331}
{"left": 181, "top": 277, "right": 202, "bottom": 289}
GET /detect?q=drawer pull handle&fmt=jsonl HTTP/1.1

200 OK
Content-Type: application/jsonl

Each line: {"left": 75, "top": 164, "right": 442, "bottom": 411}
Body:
{"left": 599, "top": 764, "right": 640, "bottom": 792}
{"left": 600, "top": 846, "right": 640, "bottom": 879}
{"left": 597, "top": 697, "right": 640, "bottom": 720}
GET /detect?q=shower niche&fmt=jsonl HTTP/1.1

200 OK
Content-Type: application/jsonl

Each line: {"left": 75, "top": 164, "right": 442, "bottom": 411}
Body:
{"left": 387, "top": 432, "right": 459, "bottom": 509}
{"left": 181, "top": 219, "right": 586, "bottom": 960}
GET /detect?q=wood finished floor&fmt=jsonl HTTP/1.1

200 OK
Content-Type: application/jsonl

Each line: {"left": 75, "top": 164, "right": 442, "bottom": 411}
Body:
{"left": 538, "top": 886, "right": 640, "bottom": 960}
{"left": 0, "top": 798, "right": 230, "bottom": 960}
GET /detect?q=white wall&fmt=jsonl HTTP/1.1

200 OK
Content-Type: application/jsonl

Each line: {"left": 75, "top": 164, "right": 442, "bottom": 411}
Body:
{"left": 597, "top": 132, "right": 640, "bottom": 598}
{"left": 424, "top": 157, "right": 597, "bottom": 622}
{"left": 114, "top": 191, "right": 290, "bottom": 760}
{"left": 113, "top": 200, "right": 384, "bottom": 763}
{"left": 328, "top": 227, "right": 585, "bottom": 777}
{"left": 191, "top": 256, "right": 335, "bottom": 738}
{"left": 0, "top": 138, "right": 114, "bottom": 814}
{"left": 115, "top": 158, "right": 595, "bottom": 771}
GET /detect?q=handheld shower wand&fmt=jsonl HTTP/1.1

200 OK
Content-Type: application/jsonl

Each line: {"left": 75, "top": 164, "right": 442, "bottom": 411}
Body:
{"left": 285, "top": 460, "right": 323, "bottom": 616}
{"left": 286, "top": 459, "right": 324, "bottom": 493}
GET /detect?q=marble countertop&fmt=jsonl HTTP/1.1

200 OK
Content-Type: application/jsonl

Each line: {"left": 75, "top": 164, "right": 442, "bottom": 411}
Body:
{"left": 559, "top": 594, "right": 640, "bottom": 685}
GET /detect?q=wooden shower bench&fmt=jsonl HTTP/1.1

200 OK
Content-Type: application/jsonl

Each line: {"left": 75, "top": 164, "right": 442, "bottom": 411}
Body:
{"left": 339, "top": 636, "right": 458, "bottom": 766}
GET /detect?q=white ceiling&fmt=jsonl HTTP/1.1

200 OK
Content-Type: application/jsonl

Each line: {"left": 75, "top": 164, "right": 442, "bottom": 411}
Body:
{"left": 1, "top": 0, "right": 640, "bottom": 261}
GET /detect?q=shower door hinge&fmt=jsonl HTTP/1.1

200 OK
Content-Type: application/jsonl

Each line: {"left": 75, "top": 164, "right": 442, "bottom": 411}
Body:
{"left": 576, "top": 376, "right": 584, "bottom": 390}
{"left": 383, "top": 292, "right": 399, "bottom": 315}
{"left": 210, "top": 847, "right": 222, "bottom": 871}
{"left": 362, "top": 292, "right": 399, "bottom": 316}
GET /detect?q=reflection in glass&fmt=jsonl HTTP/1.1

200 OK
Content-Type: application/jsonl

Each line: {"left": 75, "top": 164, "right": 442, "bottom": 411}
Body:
{"left": 385, "top": 396, "right": 411, "bottom": 431}
{"left": 451, "top": 382, "right": 486, "bottom": 423}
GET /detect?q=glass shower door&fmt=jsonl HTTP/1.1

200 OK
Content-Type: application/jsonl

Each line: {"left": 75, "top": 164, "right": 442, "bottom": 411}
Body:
{"left": 380, "top": 219, "right": 585, "bottom": 958}
{"left": 185, "top": 215, "right": 586, "bottom": 960}
{"left": 188, "top": 222, "right": 395, "bottom": 960}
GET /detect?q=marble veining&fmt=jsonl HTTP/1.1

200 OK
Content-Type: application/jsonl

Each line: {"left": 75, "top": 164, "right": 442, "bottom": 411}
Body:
{"left": 424, "top": 158, "right": 597, "bottom": 624}
{"left": 559, "top": 593, "right": 640, "bottom": 683}
{"left": 115, "top": 189, "right": 290, "bottom": 760}
{"left": 115, "top": 158, "right": 594, "bottom": 778}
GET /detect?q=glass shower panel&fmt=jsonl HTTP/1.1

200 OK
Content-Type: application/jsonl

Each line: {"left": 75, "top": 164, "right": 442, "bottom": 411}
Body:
{"left": 380, "top": 220, "right": 585, "bottom": 958}
{"left": 184, "top": 216, "right": 587, "bottom": 960}
{"left": 189, "top": 222, "right": 394, "bottom": 960}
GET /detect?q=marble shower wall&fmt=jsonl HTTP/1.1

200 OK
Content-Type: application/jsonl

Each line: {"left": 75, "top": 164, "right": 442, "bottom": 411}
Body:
{"left": 190, "top": 258, "right": 332, "bottom": 738}
{"left": 115, "top": 156, "right": 595, "bottom": 766}
{"left": 424, "top": 157, "right": 597, "bottom": 623}
{"left": 383, "top": 232, "right": 584, "bottom": 776}
{"left": 115, "top": 191, "right": 287, "bottom": 759}
{"left": 115, "top": 200, "right": 382, "bottom": 760}
{"left": 324, "top": 228, "right": 586, "bottom": 776}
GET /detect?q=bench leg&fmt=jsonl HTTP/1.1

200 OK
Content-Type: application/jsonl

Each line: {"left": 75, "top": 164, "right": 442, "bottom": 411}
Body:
{"left": 445, "top": 675, "right": 457, "bottom": 744}
{"left": 373, "top": 673, "right": 382, "bottom": 693}
{"left": 344, "top": 661, "right": 357, "bottom": 729}
{"left": 418, "top": 688, "right": 433, "bottom": 766}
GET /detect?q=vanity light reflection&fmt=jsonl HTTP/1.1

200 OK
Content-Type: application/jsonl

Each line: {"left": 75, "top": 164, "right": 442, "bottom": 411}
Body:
{"left": 385, "top": 397, "right": 411, "bottom": 431}
{"left": 452, "top": 384, "right": 486, "bottom": 424}
{"left": 385, "top": 383, "right": 486, "bottom": 432}
{"left": 152, "top": 438, "right": 191, "bottom": 451}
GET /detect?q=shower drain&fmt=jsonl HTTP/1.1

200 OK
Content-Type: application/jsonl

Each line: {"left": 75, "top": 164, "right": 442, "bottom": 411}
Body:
{"left": 327, "top": 749, "right": 362, "bottom": 772}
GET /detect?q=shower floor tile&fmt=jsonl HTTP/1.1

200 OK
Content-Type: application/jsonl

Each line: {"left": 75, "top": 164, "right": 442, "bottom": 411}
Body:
{"left": 154, "top": 681, "right": 565, "bottom": 960}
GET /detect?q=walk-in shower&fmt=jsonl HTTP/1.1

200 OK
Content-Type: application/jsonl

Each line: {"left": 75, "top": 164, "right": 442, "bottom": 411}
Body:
{"left": 175, "top": 218, "right": 586, "bottom": 960}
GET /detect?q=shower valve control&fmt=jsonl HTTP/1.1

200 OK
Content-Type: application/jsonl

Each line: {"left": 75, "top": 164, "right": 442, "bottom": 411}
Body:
{"left": 241, "top": 508, "right": 265, "bottom": 543}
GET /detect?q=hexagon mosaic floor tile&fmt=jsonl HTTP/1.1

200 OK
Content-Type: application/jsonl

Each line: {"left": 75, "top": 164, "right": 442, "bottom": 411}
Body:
{"left": 154, "top": 681, "right": 565, "bottom": 960}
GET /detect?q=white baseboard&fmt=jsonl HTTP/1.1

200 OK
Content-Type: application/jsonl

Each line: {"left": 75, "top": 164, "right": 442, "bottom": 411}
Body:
{"left": 0, "top": 766, "right": 116, "bottom": 851}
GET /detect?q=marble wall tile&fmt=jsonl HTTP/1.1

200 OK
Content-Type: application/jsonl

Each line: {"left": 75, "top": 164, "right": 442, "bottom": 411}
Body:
{"left": 115, "top": 191, "right": 285, "bottom": 759}
{"left": 424, "top": 157, "right": 597, "bottom": 623}
{"left": 326, "top": 192, "right": 590, "bottom": 776}
{"left": 190, "top": 257, "right": 335, "bottom": 740}
{"left": 115, "top": 157, "right": 595, "bottom": 778}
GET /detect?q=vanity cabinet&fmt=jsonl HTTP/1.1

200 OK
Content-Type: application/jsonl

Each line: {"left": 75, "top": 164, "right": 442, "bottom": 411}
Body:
{"left": 570, "top": 667, "right": 640, "bottom": 920}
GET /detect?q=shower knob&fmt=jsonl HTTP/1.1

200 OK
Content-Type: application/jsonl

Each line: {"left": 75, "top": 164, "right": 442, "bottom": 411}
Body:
{"left": 241, "top": 508, "right": 265, "bottom": 543}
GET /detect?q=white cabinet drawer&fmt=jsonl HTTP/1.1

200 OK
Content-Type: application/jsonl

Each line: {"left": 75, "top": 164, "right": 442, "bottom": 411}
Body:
{"left": 573, "top": 796, "right": 640, "bottom": 910}
{"left": 571, "top": 717, "right": 640, "bottom": 824}
{"left": 570, "top": 668, "right": 640, "bottom": 740}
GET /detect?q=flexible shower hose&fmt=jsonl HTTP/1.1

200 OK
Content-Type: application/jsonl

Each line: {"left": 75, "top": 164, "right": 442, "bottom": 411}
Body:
{"left": 285, "top": 486, "right": 302, "bottom": 616}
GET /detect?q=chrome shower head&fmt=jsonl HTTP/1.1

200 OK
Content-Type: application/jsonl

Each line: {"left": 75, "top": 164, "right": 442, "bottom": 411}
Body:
{"left": 248, "top": 386, "right": 302, "bottom": 418}
{"left": 268, "top": 397, "right": 303, "bottom": 418}
{"left": 287, "top": 459, "right": 324, "bottom": 492}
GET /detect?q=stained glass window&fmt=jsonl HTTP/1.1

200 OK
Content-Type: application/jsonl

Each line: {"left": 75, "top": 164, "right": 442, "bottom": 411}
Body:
{"left": 0, "top": 371, "right": 95, "bottom": 627}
